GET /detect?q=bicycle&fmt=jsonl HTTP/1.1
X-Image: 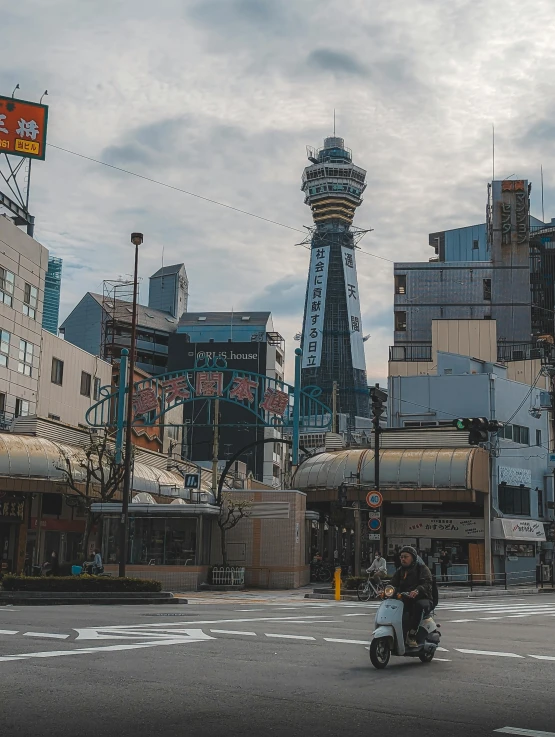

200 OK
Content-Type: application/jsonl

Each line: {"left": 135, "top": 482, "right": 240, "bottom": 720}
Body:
{"left": 357, "top": 572, "right": 386, "bottom": 602}
{"left": 310, "top": 562, "right": 333, "bottom": 583}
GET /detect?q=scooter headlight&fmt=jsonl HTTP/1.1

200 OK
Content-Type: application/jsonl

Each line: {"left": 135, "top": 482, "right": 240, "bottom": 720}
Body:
{"left": 384, "top": 585, "right": 395, "bottom": 598}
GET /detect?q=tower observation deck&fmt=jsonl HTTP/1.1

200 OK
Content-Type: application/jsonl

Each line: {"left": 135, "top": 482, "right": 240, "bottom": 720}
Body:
{"left": 300, "top": 136, "right": 370, "bottom": 418}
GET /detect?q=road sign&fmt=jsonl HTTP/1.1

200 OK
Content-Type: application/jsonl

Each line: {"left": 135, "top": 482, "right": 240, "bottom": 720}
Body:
{"left": 368, "top": 533, "right": 381, "bottom": 541}
{"left": 184, "top": 473, "right": 200, "bottom": 489}
{"left": 366, "top": 491, "right": 383, "bottom": 508}
{"left": 368, "top": 509, "right": 381, "bottom": 518}
{"left": 368, "top": 518, "right": 382, "bottom": 531}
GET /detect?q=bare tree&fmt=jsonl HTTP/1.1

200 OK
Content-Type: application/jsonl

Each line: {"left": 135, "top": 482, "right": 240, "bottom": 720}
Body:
{"left": 217, "top": 492, "right": 252, "bottom": 567}
{"left": 57, "top": 432, "right": 127, "bottom": 559}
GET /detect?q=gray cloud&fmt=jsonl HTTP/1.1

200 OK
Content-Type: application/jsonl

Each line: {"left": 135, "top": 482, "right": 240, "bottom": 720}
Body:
{"left": 306, "top": 49, "right": 369, "bottom": 78}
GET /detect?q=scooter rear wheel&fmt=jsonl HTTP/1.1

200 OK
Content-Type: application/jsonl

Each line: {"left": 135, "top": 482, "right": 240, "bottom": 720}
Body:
{"left": 370, "top": 638, "right": 391, "bottom": 669}
{"left": 418, "top": 648, "right": 435, "bottom": 663}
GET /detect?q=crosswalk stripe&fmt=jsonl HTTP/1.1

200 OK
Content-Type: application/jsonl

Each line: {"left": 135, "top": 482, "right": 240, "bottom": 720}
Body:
{"left": 456, "top": 649, "right": 523, "bottom": 658}
{"left": 494, "top": 727, "right": 555, "bottom": 736}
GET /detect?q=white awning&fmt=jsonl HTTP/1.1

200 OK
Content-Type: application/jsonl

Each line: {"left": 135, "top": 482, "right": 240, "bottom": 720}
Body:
{"left": 492, "top": 518, "right": 546, "bottom": 542}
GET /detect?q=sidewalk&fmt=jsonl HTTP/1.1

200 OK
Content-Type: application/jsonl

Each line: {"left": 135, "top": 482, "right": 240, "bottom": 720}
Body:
{"left": 306, "top": 586, "right": 547, "bottom": 601}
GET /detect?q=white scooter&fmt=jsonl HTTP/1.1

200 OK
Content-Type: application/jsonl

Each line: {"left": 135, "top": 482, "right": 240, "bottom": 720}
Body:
{"left": 369, "top": 584, "right": 441, "bottom": 669}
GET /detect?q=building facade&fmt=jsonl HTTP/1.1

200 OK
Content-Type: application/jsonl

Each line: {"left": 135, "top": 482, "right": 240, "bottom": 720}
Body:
{"left": 300, "top": 136, "right": 369, "bottom": 418}
{"left": 171, "top": 312, "right": 285, "bottom": 486}
{"left": 60, "top": 263, "right": 188, "bottom": 375}
{"left": 42, "top": 255, "right": 62, "bottom": 334}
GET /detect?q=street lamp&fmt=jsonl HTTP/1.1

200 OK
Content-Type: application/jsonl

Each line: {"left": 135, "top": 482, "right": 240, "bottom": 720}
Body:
{"left": 118, "top": 232, "right": 143, "bottom": 578}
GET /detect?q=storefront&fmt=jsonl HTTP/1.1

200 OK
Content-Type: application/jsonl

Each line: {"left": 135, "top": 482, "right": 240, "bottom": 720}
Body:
{"left": 387, "top": 517, "right": 486, "bottom": 581}
{"left": 0, "top": 495, "right": 26, "bottom": 574}
{"left": 492, "top": 518, "right": 546, "bottom": 582}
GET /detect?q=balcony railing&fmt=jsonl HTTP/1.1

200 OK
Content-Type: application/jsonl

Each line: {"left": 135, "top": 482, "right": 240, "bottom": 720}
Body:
{"left": 497, "top": 343, "right": 545, "bottom": 362}
{"left": 0, "top": 411, "right": 15, "bottom": 430}
{"left": 389, "top": 345, "right": 432, "bottom": 362}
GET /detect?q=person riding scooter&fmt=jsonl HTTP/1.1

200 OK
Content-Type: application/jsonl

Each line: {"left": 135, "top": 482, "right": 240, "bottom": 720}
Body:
{"left": 387, "top": 545, "right": 433, "bottom": 648}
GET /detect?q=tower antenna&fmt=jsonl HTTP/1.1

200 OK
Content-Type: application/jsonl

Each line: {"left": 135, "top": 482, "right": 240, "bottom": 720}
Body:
{"left": 492, "top": 124, "right": 495, "bottom": 182}
{"left": 333, "top": 109, "right": 336, "bottom": 136}
{"left": 541, "top": 165, "right": 545, "bottom": 223}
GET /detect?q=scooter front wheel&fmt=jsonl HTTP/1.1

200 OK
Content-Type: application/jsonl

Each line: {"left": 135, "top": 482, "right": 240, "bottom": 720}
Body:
{"left": 357, "top": 582, "right": 372, "bottom": 602}
{"left": 370, "top": 638, "right": 391, "bottom": 669}
{"left": 418, "top": 648, "right": 435, "bottom": 663}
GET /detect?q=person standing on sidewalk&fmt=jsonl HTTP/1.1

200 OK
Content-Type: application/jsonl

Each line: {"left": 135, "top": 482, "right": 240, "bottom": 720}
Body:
{"left": 439, "top": 548, "right": 450, "bottom": 583}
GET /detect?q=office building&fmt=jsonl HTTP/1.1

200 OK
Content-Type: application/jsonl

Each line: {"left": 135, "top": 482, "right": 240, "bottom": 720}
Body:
{"left": 169, "top": 312, "right": 285, "bottom": 486}
{"left": 42, "top": 255, "right": 62, "bottom": 334}
{"left": 299, "top": 135, "right": 369, "bottom": 418}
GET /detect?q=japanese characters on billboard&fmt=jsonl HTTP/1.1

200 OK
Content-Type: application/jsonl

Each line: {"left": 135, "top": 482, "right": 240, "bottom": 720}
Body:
{"left": 341, "top": 246, "right": 366, "bottom": 371}
{"left": 301, "top": 245, "right": 330, "bottom": 369}
{"left": 0, "top": 96, "right": 48, "bottom": 160}
{"left": 387, "top": 517, "right": 485, "bottom": 539}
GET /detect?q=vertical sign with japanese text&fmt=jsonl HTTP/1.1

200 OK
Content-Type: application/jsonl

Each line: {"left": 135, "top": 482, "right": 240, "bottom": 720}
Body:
{"left": 302, "top": 245, "right": 330, "bottom": 369}
{"left": 341, "top": 246, "right": 366, "bottom": 371}
{"left": 0, "top": 96, "right": 48, "bottom": 160}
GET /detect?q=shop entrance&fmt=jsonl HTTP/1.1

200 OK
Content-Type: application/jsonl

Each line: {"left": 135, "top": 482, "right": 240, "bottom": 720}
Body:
{"left": 0, "top": 522, "right": 14, "bottom": 573}
{"left": 468, "top": 542, "right": 486, "bottom": 578}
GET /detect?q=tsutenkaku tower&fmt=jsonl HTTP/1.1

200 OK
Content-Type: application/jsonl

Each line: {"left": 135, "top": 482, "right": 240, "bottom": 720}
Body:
{"left": 300, "top": 135, "right": 369, "bottom": 418}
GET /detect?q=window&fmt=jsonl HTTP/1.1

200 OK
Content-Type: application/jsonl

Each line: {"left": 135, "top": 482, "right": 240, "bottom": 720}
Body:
{"left": 538, "top": 488, "right": 544, "bottom": 518}
{"left": 15, "top": 398, "right": 29, "bottom": 418}
{"left": 51, "top": 357, "right": 64, "bottom": 386}
{"left": 0, "top": 267, "right": 14, "bottom": 306}
{"left": 536, "top": 429, "right": 542, "bottom": 447}
{"left": 513, "top": 425, "right": 530, "bottom": 445}
{"left": 48, "top": 413, "right": 61, "bottom": 421}
{"left": 0, "top": 329, "right": 9, "bottom": 367}
{"left": 275, "top": 352, "right": 284, "bottom": 366}
{"left": 93, "top": 377, "right": 101, "bottom": 401}
{"left": 395, "top": 311, "right": 407, "bottom": 331}
{"left": 22, "top": 282, "right": 38, "bottom": 319}
{"left": 80, "top": 371, "right": 92, "bottom": 397}
{"left": 17, "top": 339, "right": 33, "bottom": 376}
{"left": 498, "top": 485, "right": 531, "bottom": 516}
{"left": 395, "top": 274, "right": 407, "bottom": 295}
{"left": 483, "top": 278, "right": 492, "bottom": 301}
{"left": 0, "top": 392, "right": 5, "bottom": 413}
{"left": 472, "top": 239, "right": 479, "bottom": 250}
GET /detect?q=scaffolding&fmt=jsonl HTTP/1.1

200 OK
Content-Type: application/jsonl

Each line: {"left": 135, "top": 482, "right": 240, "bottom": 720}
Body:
{"left": 100, "top": 278, "right": 136, "bottom": 364}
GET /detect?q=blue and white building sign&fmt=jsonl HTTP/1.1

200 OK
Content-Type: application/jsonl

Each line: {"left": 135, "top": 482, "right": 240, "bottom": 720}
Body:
{"left": 302, "top": 246, "right": 330, "bottom": 369}
{"left": 341, "top": 246, "right": 366, "bottom": 371}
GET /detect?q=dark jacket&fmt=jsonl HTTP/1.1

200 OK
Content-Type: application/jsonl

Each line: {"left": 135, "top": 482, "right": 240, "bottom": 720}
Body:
{"left": 389, "top": 561, "right": 433, "bottom": 600}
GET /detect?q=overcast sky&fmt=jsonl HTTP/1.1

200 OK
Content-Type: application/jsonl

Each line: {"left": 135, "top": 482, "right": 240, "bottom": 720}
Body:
{"left": 3, "top": 0, "right": 555, "bottom": 383}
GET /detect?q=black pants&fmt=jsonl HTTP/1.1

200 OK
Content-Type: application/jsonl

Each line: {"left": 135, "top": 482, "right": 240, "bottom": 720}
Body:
{"left": 403, "top": 598, "right": 432, "bottom": 635}
{"left": 441, "top": 564, "right": 449, "bottom": 582}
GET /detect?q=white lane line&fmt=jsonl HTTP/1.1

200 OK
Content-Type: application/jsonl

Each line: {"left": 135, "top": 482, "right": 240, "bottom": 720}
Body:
{"left": 344, "top": 613, "right": 373, "bottom": 617}
{"left": 210, "top": 630, "right": 257, "bottom": 636}
{"left": 494, "top": 728, "right": 555, "bottom": 736}
{"left": 456, "top": 649, "right": 523, "bottom": 658}
{"left": 434, "top": 658, "right": 451, "bottom": 662}
{"left": 450, "top": 619, "right": 476, "bottom": 623}
{"left": 23, "top": 632, "right": 69, "bottom": 639}
{"left": 324, "top": 638, "right": 371, "bottom": 645}
{"left": 437, "top": 647, "right": 449, "bottom": 652}
{"left": 265, "top": 634, "right": 315, "bottom": 641}
{"left": 0, "top": 630, "right": 18, "bottom": 635}
{"left": 0, "top": 633, "right": 214, "bottom": 663}
{"left": 234, "top": 609, "right": 264, "bottom": 612}
{"left": 528, "top": 655, "right": 555, "bottom": 661}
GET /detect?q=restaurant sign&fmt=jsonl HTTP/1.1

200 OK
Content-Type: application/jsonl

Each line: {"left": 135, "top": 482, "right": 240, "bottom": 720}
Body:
{"left": 0, "top": 95, "right": 48, "bottom": 160}
{"left": 387, "top": 517, "right": 485, "bottom": 539}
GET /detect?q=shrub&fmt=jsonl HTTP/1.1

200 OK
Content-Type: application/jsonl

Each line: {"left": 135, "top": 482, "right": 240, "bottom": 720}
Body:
{"left": 1, "top": 575, "right": 162, "bottom": 593}
{"left": 343, "top": 576, "right": 367, "bottom": 590}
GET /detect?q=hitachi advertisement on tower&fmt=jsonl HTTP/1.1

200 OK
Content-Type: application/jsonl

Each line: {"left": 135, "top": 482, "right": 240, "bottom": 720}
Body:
{"left": 341, "top": 246, "right": 366, "bottom": 371}
{"left": 301, "top": 245, "right": 330, "bottom": 368}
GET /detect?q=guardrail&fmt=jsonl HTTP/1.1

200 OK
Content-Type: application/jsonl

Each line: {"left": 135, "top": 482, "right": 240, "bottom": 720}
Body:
{"left": 389, "top": 345, "right": 433, "bottom": 362}
{"left": 436, "top": 567, "right": 553, "bottom": 590}
{"left": 211, "top": 566, "right": 245, "bottom": 586}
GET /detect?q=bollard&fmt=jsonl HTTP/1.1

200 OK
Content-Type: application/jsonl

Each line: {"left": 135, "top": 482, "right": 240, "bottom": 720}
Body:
{"left": 334, "top": 567, "right": 341, "bottom": 601}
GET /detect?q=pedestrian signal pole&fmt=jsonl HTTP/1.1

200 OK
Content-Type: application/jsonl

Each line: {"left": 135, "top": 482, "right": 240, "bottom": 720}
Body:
{"left": 370, "top": 385, "right": 387, "bottom": 557}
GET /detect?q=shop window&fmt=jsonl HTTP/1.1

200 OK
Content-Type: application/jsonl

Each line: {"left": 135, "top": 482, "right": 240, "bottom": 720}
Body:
{"left": 395, "top": 274, "right": 407, "bottom": 295}
{"left": 395, "top": 311, "right": 407, "bottom": 331}
{"left": 80, "top": 371, "right": 91, "bottom": 397}
{"left": 0, "top": 329, "right": 9, "bottom": 367}
{"left": 0, "top": 267, "right": 14, "bottom": 306}
{"left": 23, "top": 282, "right": 38, "bottom": 319}
{"left": 506, "top": 543, "right": 535, "bottom": 558}
{"left": 498, "top": 485, "right": 530, "bottom": 516}
{"left": 51, "top": 357, "right": 64, "bottom": 386}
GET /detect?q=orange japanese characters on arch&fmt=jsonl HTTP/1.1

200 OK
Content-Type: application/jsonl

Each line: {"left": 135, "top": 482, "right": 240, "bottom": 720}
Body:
{"left": 0, "top": 95, "right": 48, "bottom": 160}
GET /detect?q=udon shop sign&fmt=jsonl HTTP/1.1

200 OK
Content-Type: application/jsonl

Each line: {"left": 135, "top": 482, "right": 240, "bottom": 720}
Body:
{"left": 387, "top": 518, "right": 485, "bottom": 540}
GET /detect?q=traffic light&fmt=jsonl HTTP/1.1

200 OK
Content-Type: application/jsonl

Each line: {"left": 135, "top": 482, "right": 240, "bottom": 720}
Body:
{"left": 452, "top": 418, "right": 503, "bottom": 445}
{"left": 370, "top": 385, "right": 387, "bottom": 422}
{"left": 338, "top": 484, "right": 348, "bottom": 507}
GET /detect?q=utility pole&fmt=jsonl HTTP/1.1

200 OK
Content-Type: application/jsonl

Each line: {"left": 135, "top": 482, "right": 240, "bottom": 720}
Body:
{"left": 212, "top": 397, "right": 220, "bottom": 497}
{"left": 370, "top": 384, "right": 387, "bottom": 554}
{"left": 332, "top": 381, "right": 338, "bottom": 434}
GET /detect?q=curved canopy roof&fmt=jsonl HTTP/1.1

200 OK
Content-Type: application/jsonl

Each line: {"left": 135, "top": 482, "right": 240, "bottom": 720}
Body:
{"left": 294, "top": 448, "right": 489, "bottom": 495}
{"left": 0, "top": 434, "right": 215, "bottom": 499}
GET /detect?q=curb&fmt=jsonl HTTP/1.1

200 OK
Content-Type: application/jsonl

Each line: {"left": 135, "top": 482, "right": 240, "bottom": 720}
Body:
{"left": 305, "top": 586, "right": 541, "bottom": 601}
{"left": 0, "top": 591, "right": 187, "bottom": 606}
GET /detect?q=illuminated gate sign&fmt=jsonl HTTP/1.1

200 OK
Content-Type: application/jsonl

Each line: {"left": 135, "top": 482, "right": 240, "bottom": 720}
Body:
{"left": 0, "top": 95, "right": 48, "bottom": 160}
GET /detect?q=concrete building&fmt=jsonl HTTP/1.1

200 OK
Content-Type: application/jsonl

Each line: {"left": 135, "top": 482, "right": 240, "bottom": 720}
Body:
{"left": 42, "top": 255, "right": 62, "bottom": 334}
{"left": 393, "top": 179, "right": 555, "bottom": 361}
{"left": 0, "top": 215, "right": 47, "bottom": 425}
{"left": 60, "top": 263, "right": 188, "bottom": 375}
{"left": 388, "top": 349, "right": 553, "bottom": 579}
{"left": 170, "top": 312, "right": 285, "bottom": 486}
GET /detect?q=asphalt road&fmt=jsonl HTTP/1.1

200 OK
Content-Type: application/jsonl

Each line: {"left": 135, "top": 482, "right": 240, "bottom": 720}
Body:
{"left": 1, "top": 592, "right": 555, "bottom": 737}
